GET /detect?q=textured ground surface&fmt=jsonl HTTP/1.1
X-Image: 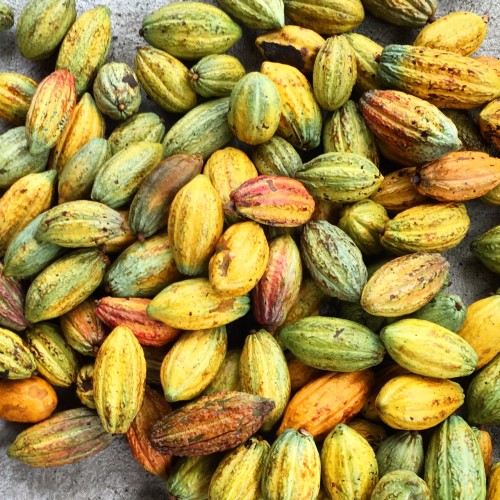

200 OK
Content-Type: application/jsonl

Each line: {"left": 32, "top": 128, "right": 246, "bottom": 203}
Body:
{"left": 0, "top": 0, "right": 499, "bottom": 498}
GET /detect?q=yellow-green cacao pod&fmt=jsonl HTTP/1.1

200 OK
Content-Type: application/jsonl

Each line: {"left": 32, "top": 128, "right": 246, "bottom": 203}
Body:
{"left": 218, "top": 0, "right": 284, "bottom": 29}
{"left": 0, "top": 327, "right": 36, "bottom": 380}
{"left": 147, "top": 278, "right": 251, "bottom": 330}
{"left": 0, "top": 126, "right": 49, "bottom": 190}
{"left": 345, "top": 33, "right": 383, "bottom": 93}
{"left": 296, "top": 152, "right": 383, "bottom": 203}
{"left": 141, "top": 2, "right": 242, "bottom": 60}
{"left": 189, "top": 54, "right": 246, "bottom": 98}
{"left": 91, "top": 142, "right": 163, "bottom": 209}
{"left": 0, "top": 2, "right": 13, "bottom": 30}
{"left": 209, "top": 436, "right": 270, "bottom": 500}
{"left": 252, "top": 136, "right": 302, "bottom": 178}
{"left": 376, "top": 374, "right": 464, "bottom": 430}
{"left": 228, "top": 72, "right": 281, "bottom": 145}
{"left": 16, "top": 0, "right": 76, "bottom": 60}
{"left": 162, "top": 97, "right": 232, "bottom": 160}
{"left": 240, "top": 329, "right": 290, "bottom": 431}
{"left": 424, "top": 415, "right": 486, "bottom": 500}
{"left": 361, "top": 252, "right": 449, "bottom": 317}
{"left": 467, "top": 353, "right": 500, "bottom": 425}
{"left": 313, "top": 35, "right": 357, "bottom": 111}
{"left": 323, "top": 100, "right": 379, "bottom": 166}
{"left": 321, "top": 424, "right": 378, "bottom": 500}
{"left": 336, "top": 301, "right": 385, "bottom": 333}
{"left": 284, "top": 0, "right": 365, "bottom": 35}
{"left": 471, "top": 224, "right": 500, "bottom": 274}
{"left": 25, "top": 323, "right": 79, "bottom": 388}
{"left": 104, "top": 233, "right": 180, "bottom": 298}
{"left": 160, "top": 326, "right": 227, "bottom": 402}
{"left": 362, "top": 0, "right": 437, "bottom": 27}
{"left": 93, "top": 62, "right": 141, "bottom": 120}
{"left": 56, "top": 6, "right": 112, "bottom": 96}
{"left": 24, "top": 249, "right": 108, "bottom": 323}
{"left": 261, "top": 428, "right": 321, "bottom": 500}
{"left": 93, "top": 325, "right": 146, "bottom": 434}
{"left": 135, "top": 46, "right": 197, "bottom": 114}
{"left": 376, "top": 431, "right": 424, "bottom": 477}
{"left": 168, "top": 174, "right": 224, "bottom": 276}
{"left": 0, "top": 72, "right": 37, "bottom": 125}
{"left": 371, "top": 470, "right": 431, "bottom": 500}
{"left": 279, "top": 316, "right": 384, "bottom": 372}
{"left": 203, "top": 348, "right": 241, "bottom": 396}
{"left": 380, "top": 318, "right": 478, "bottom": 378}
{"left": 261, "top": 61, "right": 322, "bottom": 150}
{"left": 338, "top": 199, "right": 389, "bottom": 256}
{"left": 300, "top": 220, "right": 368, "bottom": 302}
{"left": 414, "top": 12, "right": 488, "bottom": 56}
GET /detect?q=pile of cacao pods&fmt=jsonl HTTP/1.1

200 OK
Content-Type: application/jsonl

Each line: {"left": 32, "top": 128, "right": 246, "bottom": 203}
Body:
{"left": 1, "top": 0, "right": 500, "bottom": 498}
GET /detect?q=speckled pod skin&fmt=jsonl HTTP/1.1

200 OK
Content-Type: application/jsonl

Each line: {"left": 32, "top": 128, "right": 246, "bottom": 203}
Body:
{"left": 414, "top": 12, "right": 488, "bottom": 56}
{"left": 209, "top": 221, "right": 269, "bottom": 297}
{"left": 323, "top": 100, "right": 379, "bottom": 166}
{"left": 141, "top": 2, "right": 242, "bottom": 60}
{"left": 458, "top": 294, "right": 500, "bottom": 370}
{"left": 380, "top": 318, "right": 478, "bottom": 378}
{"left": 25, "top": 70, "right": 76, "bottom": 156}
{"left": 321, "top": 424, "right": 378, "bottom": 500}
{"left": 0, "top": 72, "right": 37, "bottom": 125}
{"left": 261, "top": 61, "right": 322, "bottom": 150}
{"left": 279, "top": 316, "right": 385, "bottom": 372}
{"left": 360, "top": 90, "right": 461, "bottom": 166}
{"left": 0, "top": 170, "right": 57, "bottom": 256}
{"left": 25, "top": 322, "right": 79, "bottom": 388}
{"left": 0, "top": 327, "right": 36, "bottom": 380}
{"left": 168, "top": 174, "right": 223, "bottom": 276}
{"left": 6, "top": 408, "right": 113, "bottom": 467}
{"left": 60, "top": 299, "right": 106, "bottom": 357}
{"left": 0, "top": 2, "right": 13, "bottom": 30}
{"left": 256, "top": 25, "right": 325, "bottom": 74}
{"left": 252, "top": 136, "right": 303, "bottom": 178}
{"left": 16, "top": 0, "right": 76, "bottom": 60}
{"left": 376, "top": 431, "right": 424, "bottom": 477}
{"left": 150, "top": 391, "right": 274, "bottom": 456}
{"left": 209, "top": 436, "right": 270, "bottom": 500}
{"left": 345, "top": 33, "right": 383, "bottom": 93}
{"left": 301, "top": 220, "right": 368, "bottom": 302}
{"left": 375, "top": 374, "right": 464, "bottom": 430}
{"left": 162, "top": 98, "right": 232, "bottom": 160}
{"left": 24, "top": 249, "right": 108, "bottom": 323}
{"left": 361, "top": 252, "right": 449, "bottom": 317}
{"left": 50, "top": 92, "right": 105, "bottom": 174}
{"left": 0, "top": 263, "right": 29, "bottom": 332}
{"left": 479, "top": 98, "right": 500, "bottom": 150}
{"left": 93, "top": 326, "right": 146, "bottom": 435}
{"left": 381, "top": 202, "right": 470, "bottom": 254}
{"left": 95, "top": 297, "right": 180, "bottom": 347}
{"left": 104, "top": 234, "right": 180, "bottom": 298}
{"left": 362, "top": 0, "right": 436, "bottom": 27}
{"left": 371, "top": 470, "right": 431, "bottom": 499}
{"left": 443, "top": 109, "right": 492, "bottom": 153}
{"left": 278, "top": 370, "right": 374, "bottom": 440}
{"left": 189, "top": 54, "right": 245, "bottom": 98}
{"left": 56, "top": 6, "right": 112, "bottom": 96}
{"left": 91, "top": 142, "right": 163, "bottom": 209}
{"left": 228, "top": 72, "right": 281, "bottom": 145}
{"left": 472, "top": 427, "right": 493, "bottom": 475}
{"left": 313, "top": 35, "right": 357, "bottom": 111}
{"left": 378, "top": 45, "right": 500, "bottom": 109}
{"left": 135, "top": 46, "right": 197, "bottom": 114}
{"left": 262, "top": 428, "right": 321, "bottom": 500}
{"left": 0, "top": 127, "right": 49, "bottom": 190}
{"left": 147, "top": 278, "right": 251, "bottom": 330}
{"left": 471, "top": 225, "right": 500, "bottom": 274}
{"left": 413, "top": 151, "right": 500, "bottom": 201}
{"left": 467, "top": 354, "right": 500, "bottom": 425}
{"left": 218, "top": 0, "right": 284, "bottom": 29}
{"left": 160, "top": 326, "right": 227, "bottom": 402}
{"left": 129, "top": 153, "right": 203, "bottom": 239}
{"left": 58, "top": 138, "right": 111, "bottom": 204}
{"left": 424, "top": 416, "right": 486, "bottom": 500}
{"left": 93, "top": 62, "right": 141, "bottom": 120}
{"left": 284, "top": 0, "right": 365, "bottom": 35}
{"left": 240, "top": 329, "right": 290, "bottom": 431}
{"left": 296, "top": 152, "right": 383, "bottom": 203}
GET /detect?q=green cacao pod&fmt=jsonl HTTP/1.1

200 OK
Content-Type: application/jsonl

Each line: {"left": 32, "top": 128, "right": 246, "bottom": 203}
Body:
{"left": 471, "top": 225, "right": 500, "bottom": 274}
{"left": 345, "top": 33, "right": 383, "bottom": 93}
{"left": 371, "top": 470, "right": 431, "bottom": 500}
{"left": 252, "top": 136, "right": 302, "bottom": 177}
{"left": 376, "top": 431, "right": 425, "bottom": 477}
{"left": 0, "top": 2, "right": 13, "bottom": 30}
{"left": 217, "top": 0, "right": 284, "bottom": 29}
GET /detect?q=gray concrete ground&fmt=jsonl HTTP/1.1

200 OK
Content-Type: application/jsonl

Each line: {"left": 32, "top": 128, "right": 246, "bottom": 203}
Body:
{"left": 0, "top": 0, "right": 499, "bottom": 498}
